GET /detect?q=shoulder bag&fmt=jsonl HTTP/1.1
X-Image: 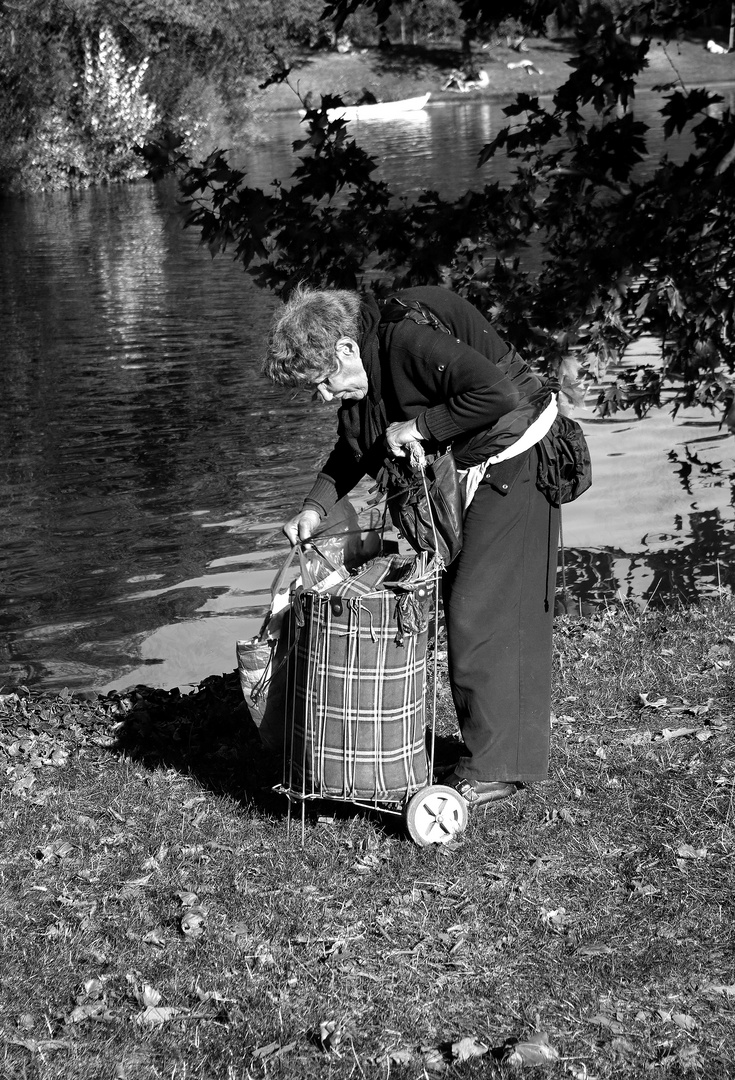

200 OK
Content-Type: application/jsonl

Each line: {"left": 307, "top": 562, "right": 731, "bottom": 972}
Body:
{"left": 381, "top": 447, "right": 463, "bottom": 567}
{"left": 535, "top": 413, "right": 592, "bottom": 507}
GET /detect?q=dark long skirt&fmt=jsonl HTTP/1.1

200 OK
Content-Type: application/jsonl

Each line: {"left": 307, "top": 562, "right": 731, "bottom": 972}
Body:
{"left": 442, "top": 447, "right": 560, "bottom": 783}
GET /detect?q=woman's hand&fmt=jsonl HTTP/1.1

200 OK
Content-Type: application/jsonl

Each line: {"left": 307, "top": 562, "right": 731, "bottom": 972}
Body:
{"left": 385, "top": 419, "right": 421, "bottom": 457}
{"left": 283, "top": 508, "right": 321, "bottom": 546}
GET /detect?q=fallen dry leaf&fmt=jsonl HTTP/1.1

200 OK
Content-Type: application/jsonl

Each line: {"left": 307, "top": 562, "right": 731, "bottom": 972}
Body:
{"left": 319, "top": 1020, "right": 344, "bottom": 1055}
{"left": 421, "top": 1046, "right": 448, "bottom": 1072}
{"left": 540, "top": 807, "right": 576, "bottom": 827}
{"left": 631, "top": 878, "right": 659, "bottom": 897}
{"left": 577, "top": 944, "right": 614, "bottom": 957}
{"left": 261, "top": 1040, "right": 297, "bottom": 1060}
{"left": 588, "top": 1013, "right": 626, "bottom": 1035}
{"left": 503, "top": 1032, "right": 559, "bottom": 1066}
{"left": 66, "top": 1001, "right": 109, "bottom": 1024}
{"left": 639, "top": 693, "right": 668, "bottom": 708}
{"left": 136, "top": 1006, "right": 183, "bottom": 1026}
{"left": 386, "top": 1048, "right": 413, "bottom": 1065}
{"left": 35, "top": 840, "right": 74, "bottom": 862}
{"left": 659, "top": 727, "right": 698, "bottom": 741}
{"left": 540, "top": 906, "right": 570, "bottom": 933}
{"left": 177, "top": 890, "right": 199, "bottom": 907}
{"left": 687, "top": 700, "right": 713, "bottom": 716}
{"left": 701, "top": 982, "right": 735, "bottom": 998}
{"left": 79, "top": 978, "right": 104, "bottom": 1000}
{"left": 677, "top": 1043, "right": 702, "bottom": 1071}
{"left": 452, "top": 1036, "right": 489, "bottom": 1061}
{"left": 140, "top": 985, "right": 161, "bottom": 1008}
{"left": 9, "top": 1037, "right": 71, "bottom": 1053}
{"left": 117, "top": 874, "right": 153, "bottom": 899}
{"left": 255, "top": 941, "right": 276, "bottom": 967}
{"left": 676, "top": 844, "right": 707, "bottom": 861}
{"left": 610, "top": 1035, "right": 637, "bottom": 1058}
{"left": 195, "top": 988, "right": 232, "bottom": 1007}
{"left": 671, "top": 1012, "right": 697, "bottom": 1033}
{"left": 98, "top": 833, "right": 128, "bottom": 848}
{"left": 622, "top": 732, "right": 652, "bottom": 746}
{"left": 353, "top": 852, "right": 383, "bottom": 874}
{"left": 182, "top": 795, "right": 207, "bottom": 810}
{"left": 252, "top": 1041, "right": 280, "bottom": 1060}
{"left": 11, "top": 775, "right": 36, "bottom": 796}
{"left": 563, "top": 1063, "right": 590, "bottom": 1080}
{"left": 142, "top": 843, "right": 168, "bottom": 870}
{"left": 142, "top": 928, "right": 166, "bottom": 948}
{"left": 180, "top": 909, "right": 206, "bottom": 938}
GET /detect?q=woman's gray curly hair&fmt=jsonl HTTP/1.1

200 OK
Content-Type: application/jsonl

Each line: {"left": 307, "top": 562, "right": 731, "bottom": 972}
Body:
{"left": 262, "top": 284, "right": 362, "bottom": 387}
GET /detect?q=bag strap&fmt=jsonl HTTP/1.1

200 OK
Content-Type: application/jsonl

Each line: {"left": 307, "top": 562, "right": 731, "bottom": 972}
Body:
{"left": 258, "top": 540, "right": 341, "bottom": 639}
{"left": 379, "top": 296, "right": 452, "bottom": 336}
{"left": 268, "top": 544, "right": 300, "bottom": 602}
{"left": 376, "top": 297, "right": 453, "bottom": 476}
{"left": 298, "top": 539, "right": 339, "bottom": 573}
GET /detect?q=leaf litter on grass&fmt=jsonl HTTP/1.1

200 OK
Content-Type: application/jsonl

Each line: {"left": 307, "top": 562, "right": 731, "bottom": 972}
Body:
{"left": 0, "top": 599, "right": 734, "bottom": 1077}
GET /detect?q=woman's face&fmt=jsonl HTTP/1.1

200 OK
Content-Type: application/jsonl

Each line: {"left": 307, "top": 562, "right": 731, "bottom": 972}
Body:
{"left": 314, "top": 338, "right": 368, "bottom": 402}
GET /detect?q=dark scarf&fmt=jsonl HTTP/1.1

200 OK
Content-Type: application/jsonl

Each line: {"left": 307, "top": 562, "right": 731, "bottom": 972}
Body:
{"left": 338, "top": 293, "right": 388, "bottom": 461}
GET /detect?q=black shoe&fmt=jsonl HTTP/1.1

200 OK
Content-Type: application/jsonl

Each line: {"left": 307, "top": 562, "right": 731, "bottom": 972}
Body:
{"left": 442, "top": 772, "right": 519, "bottom": 807}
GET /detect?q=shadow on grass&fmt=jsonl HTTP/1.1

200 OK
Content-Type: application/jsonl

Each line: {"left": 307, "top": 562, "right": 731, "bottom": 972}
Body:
{"left": 366, "top": 43, "right": 464, "bottom": 78}
{"left": 103, "top": 672, "right": 411, "bottom": 838}
{"left": 102, "top": 671, "right": 289, "bottom": 815}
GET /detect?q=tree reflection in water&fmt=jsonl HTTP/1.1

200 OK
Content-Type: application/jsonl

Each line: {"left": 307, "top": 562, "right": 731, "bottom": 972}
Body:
{"left": 562, "top": 506, "right": 735, "bottom": 610}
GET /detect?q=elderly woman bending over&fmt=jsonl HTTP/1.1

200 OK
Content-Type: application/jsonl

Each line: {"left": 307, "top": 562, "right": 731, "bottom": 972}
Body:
{"left": 262, "top": 284, "right": 560, "bottom": 810}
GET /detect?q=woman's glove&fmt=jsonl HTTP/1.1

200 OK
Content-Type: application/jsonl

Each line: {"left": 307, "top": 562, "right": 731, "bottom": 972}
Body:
{"left": 283, "top": 508, "right": 322, "bottom": 546}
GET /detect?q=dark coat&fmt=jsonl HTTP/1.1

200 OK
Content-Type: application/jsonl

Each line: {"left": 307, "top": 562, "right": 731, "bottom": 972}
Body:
{"left": 304, "top": 286, "right": 549, "bottom": 515}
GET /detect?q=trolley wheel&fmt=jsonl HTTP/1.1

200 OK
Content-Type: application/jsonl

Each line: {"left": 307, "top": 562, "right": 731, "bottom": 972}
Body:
{"left": 404, "top": 785, "right": 468, "bottom": 847}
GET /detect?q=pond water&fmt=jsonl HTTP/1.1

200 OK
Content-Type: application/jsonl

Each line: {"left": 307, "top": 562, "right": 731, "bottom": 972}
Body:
{"left": 1, "top": 91, "right": 734, "bottom": 693}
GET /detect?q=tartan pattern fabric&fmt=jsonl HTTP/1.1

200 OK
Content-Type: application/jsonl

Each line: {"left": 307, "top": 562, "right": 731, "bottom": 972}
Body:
{"left": 285, "top": 585, "right": 429, "bottom": 803}
{"left": 329, "top": 554, "right": 418, "bottom": 598}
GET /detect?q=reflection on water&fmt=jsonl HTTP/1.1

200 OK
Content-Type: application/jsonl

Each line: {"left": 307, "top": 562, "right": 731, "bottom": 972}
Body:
{"left": 248, "top": 86, "right": 714, "bottom": 196}
{"left": 564, "top": 508, "right": 735, "bottom": 611}
{"left": 1, "top": 96, "right": 734, "bottom": 692}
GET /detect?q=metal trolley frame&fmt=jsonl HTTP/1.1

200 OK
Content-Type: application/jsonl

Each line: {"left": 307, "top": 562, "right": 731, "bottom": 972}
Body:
{"left": 275, "top": 552, "right": 467, "bottom": 847}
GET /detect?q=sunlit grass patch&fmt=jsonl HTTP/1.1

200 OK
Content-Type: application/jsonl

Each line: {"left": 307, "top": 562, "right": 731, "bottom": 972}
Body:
{"left": 1, "top": 596, "right": 734, "bottom": 1078}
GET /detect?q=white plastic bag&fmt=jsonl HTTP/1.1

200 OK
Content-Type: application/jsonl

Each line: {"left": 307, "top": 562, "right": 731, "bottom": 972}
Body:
{"left": 236, "top": 500, "right": 382, "bottom": 751}
{"left": 300, "top": 499, "right": 381, "bottom": 586}
{"left": 236, "top": 548, "right": 299, "bottom": 746}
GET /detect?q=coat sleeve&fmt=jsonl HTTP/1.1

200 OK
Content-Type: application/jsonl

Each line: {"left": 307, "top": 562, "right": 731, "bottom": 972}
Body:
{"left": 301, "top": 437, "right": 369, "bottom": 515}
{"left": 386, "top": 320, "right": 521, "bottom": 442}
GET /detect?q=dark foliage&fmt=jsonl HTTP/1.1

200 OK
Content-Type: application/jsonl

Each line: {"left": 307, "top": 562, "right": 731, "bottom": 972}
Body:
{"left": 140, "top": 1, "right": 735, "bottom": 431}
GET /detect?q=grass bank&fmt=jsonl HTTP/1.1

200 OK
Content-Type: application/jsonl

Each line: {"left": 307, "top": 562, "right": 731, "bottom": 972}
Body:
{"left": 257, "top": 36, "right": 735, "bottom": 114}
{"left": 1, "top": 598, "right": 734, "bottom": 1078}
